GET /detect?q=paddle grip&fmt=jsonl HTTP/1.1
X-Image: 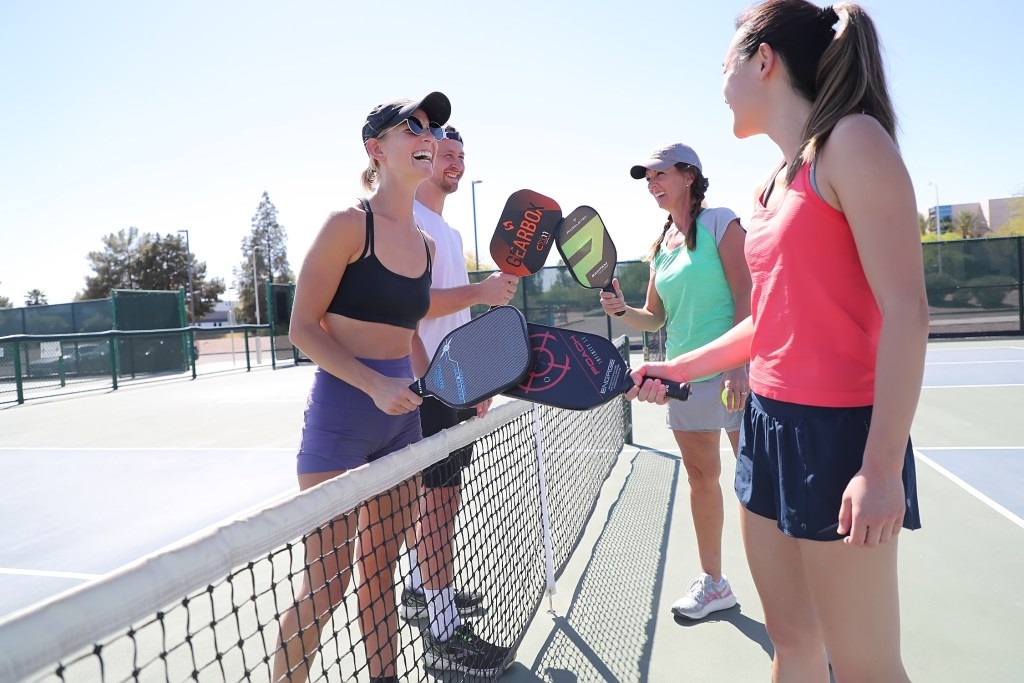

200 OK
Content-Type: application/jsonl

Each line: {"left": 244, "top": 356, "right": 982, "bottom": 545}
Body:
{"left": 409, "top": 378, "right": 426, "bottom": 397}
{"left": 601, "top": 282, "right": 625, "bottom": 317}
{"left": 665, "top": 383, "right": 690, "bottom": 401}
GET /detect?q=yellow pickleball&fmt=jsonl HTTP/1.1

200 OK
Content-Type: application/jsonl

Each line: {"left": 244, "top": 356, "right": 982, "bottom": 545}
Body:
{"left": 722, "top": 388, "right": 729, "bottom": 406}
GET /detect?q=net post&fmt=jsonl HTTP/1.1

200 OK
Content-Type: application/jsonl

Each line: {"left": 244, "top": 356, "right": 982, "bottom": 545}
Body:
{"left": 188, "top": 328, "right": 197, "bottom": 380}
{"left": 532, "top": 405, "right": 557, "bottom": 610}
{"left": 616, "top": 335, "right": 634, "bottom": 445}
{"left": 244, "top": 329, "right": 252, "bottom": 372}
{"left": 13, "top": 340, "right": 25, "bottom": 404}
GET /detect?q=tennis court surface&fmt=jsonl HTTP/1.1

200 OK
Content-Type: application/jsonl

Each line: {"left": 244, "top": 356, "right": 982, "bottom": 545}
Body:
{"left": 0, "top": 338, "right": 1021, "bottom": 681}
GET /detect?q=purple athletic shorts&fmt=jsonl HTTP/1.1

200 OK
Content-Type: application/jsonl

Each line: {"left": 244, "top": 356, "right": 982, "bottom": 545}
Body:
{"left": 296, "top": 358, "right": 422, "bottom": 474}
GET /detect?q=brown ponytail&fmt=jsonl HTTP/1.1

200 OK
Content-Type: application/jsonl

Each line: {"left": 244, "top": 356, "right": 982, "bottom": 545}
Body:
{"left": 734, "top": 1, "right": 897, "bottom": 184}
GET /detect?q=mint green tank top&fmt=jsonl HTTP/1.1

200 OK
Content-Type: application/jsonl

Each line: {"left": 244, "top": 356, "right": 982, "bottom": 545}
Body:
{"left": 652, "top": 207, "right": 739, "bottom": 381}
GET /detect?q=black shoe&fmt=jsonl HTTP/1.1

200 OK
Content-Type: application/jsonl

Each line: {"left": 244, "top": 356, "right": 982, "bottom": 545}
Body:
{"left": 422, "top": 622, "right": 511, "bottom": 676}
{"left": 398, "top": 587, "right": 485, "bottom": 620}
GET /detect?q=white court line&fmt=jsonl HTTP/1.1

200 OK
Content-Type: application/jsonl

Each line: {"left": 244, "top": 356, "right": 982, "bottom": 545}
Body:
{"left": 927, "top": 346, "right": 1024, "bottom": 353}
{"left": 921, "top": 383, "right": 1024, "bottom": 389}
{"left": 915, "top": 450, "right": 1024, "bottom": 531}
{"left": 0, "top": 568, "right": 100, "bottom": 580}
{"left": 925, "top": 359, "right": 1024, "bottom": 366}
{"left": 0, "top": 447, "right": 295, "bottom": 452}
{"left": 0, "top": 490, "right": 294, "bottom": 585}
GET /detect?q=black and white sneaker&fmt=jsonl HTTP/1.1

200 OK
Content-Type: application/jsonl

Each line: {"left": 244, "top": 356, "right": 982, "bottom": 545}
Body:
{"left": 398, "top": 587, "right": 485, "bottom": 620}
{"left": 422, "top": 622, "right": 511, "bottom": 676}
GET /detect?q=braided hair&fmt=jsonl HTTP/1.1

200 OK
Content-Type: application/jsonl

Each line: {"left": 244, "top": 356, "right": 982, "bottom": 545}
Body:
{"left": 644, "top": 163, "right": 710, "bottom": 261}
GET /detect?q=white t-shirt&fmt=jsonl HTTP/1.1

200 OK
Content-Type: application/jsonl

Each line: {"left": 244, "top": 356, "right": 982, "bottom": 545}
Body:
{"left": 414, "top": 200, "right": 472, "bottom": 357}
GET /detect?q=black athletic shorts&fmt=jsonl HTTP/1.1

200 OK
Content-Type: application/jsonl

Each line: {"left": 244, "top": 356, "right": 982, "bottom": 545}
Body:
{"left": 419, "top": 395, "right": 475, "bottom": 488}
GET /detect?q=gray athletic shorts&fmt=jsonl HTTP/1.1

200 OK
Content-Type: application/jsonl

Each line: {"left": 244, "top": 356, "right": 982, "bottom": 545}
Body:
{"left": 666, "top": 375, "right": 743, "bottom": 432}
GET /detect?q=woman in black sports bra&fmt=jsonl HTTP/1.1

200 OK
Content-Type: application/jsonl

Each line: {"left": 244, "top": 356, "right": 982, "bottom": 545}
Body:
{"left": 273, "top": 92, "right": 450, "bottom": 683}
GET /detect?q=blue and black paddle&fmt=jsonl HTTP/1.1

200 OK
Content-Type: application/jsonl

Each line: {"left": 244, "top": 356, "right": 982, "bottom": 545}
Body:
{"left": 410, "top": 305, "right": 532, "bottom": 409}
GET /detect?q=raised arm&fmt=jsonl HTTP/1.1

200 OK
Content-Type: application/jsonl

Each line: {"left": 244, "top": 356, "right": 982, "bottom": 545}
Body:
{"left": 424, "top": 272, "right": 518, "bottom": 318}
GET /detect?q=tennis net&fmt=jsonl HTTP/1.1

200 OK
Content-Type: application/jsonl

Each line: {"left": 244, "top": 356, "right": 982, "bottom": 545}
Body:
{"left": 0, "top": 338, "right": 632, "bottom": 683}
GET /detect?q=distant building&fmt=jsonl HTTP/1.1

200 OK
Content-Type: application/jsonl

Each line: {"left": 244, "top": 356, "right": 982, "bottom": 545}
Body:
{"left": 929, "top": 197, "right": 1021, "bottom": 237}
{"left": 197, "top": 300, "right": 234, "bottom": 327}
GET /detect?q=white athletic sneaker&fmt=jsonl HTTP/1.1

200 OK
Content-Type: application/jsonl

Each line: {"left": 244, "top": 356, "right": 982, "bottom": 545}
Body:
{"left": 671, "top": 573, "right": 737, "bottom": 619}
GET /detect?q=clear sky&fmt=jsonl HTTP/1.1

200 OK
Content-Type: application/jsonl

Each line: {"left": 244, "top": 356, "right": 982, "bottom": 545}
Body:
{"left": 2, "top": 0, "right": 1022, "bottom": 305}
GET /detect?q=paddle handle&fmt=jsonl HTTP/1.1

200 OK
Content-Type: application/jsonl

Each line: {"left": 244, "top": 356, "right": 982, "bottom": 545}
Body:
{"left": 665, "top": 383, "right": 690, "bottom": 401}
{"left": 409, "top": 378, "right": 426, "bottom": 398}
{"left": 602, "top": 282, "right": 625, "bottom": 317}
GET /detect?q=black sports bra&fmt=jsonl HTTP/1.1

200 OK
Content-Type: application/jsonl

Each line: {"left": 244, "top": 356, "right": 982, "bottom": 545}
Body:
{"left": 326, "top": 198, "right": 431, "bottom": 330}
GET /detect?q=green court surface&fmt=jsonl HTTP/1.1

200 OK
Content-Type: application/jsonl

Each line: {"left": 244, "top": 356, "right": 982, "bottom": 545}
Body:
{"left": 1, "top": 338, "right": 1021, "bottom": 681}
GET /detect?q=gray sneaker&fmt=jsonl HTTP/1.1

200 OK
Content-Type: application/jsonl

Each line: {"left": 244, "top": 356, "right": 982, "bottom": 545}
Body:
{"left": 422, "top": 622, "right": 511, "bottom": 676}
{"left": 398, "top": 587, "right": 485, "bottom": 620}
{"left": 671, "top": 573, "right": 737, "bottom": 620}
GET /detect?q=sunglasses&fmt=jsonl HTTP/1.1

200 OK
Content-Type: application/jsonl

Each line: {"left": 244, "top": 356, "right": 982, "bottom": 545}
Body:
{"left": 443, "top": 127, "right": 463, "bottom": 144}
{"left": 381, "top": 116, "right": 444, "bottom": 141}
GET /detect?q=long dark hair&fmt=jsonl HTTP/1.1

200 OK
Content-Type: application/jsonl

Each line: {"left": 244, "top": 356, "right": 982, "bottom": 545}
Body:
{"left": 644, "top": 163, "right": 709, "bottom": 261}
{"left": 734, "top": 0, "right": 897, "bottom": 184}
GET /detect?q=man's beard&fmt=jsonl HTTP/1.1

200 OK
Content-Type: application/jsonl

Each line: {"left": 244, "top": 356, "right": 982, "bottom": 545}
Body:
{"left": 437, "top": 175, "right": 460, "bottom": 195}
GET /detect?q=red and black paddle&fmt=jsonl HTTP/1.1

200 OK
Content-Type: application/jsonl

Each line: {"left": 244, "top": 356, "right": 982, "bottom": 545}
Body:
{"left": 489, "top": 189, "right": 561, "bottom": 277}
{"left": 503, "top": 323, "right": 689, "bottom": 410}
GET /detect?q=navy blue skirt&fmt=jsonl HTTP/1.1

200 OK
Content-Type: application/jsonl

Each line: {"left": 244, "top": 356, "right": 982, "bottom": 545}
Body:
{"left": 735, "top": 392, "right": 922, "bottom": 541}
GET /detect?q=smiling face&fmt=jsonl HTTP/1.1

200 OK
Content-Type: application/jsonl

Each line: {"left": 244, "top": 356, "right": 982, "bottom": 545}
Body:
{"left": 430, "top": 136, "right": 465, "bottom": 195}
{"left": 370, "top": 108, "right": 438, "bottom": 180}
{"left": 644, "top": 164, "right": 694, "bottom": 209}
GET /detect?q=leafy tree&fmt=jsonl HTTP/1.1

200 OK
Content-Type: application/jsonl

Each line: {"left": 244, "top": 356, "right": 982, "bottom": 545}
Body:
{"left": 465, "top": 251, "right": 495, "bottom": 272}
{"left": 997, "top": 193, "right": 1024, "bottom": 236}
{"left": 80, "top": 227, "right": 224, "bottom": 320}
{"left": 918, "top": 213, "right": 930, "bottom": 237}
{"left": 234, "top": 192, "right": 294, "bottom": 323}
{"left": 25, "top": 289, "right": 48, "bottom": 306}
{"left": 0, "top": 282, "right": 11, "bottom": 308}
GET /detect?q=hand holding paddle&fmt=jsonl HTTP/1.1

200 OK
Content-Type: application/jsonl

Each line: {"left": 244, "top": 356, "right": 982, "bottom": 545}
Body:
{"left": 598, "top": 278, "right": 628, "bottom": 317}
{"left": 625, "top": 361, "right": 692, "bottom": 405}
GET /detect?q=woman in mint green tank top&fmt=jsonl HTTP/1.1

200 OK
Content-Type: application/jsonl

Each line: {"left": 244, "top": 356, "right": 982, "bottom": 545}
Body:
{"left": 600, "top": 142, "right": 752, "bottom": 621}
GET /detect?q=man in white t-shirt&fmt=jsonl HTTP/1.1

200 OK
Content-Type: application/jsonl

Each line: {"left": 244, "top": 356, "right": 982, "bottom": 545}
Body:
{"left": 404, "top": 125, "right": 519, "bottom": 675}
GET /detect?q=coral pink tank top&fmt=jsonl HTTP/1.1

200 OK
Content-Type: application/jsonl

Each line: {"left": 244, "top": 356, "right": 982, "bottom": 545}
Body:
{"left": 744, "top": 163, "right": 880, "bottom": 407}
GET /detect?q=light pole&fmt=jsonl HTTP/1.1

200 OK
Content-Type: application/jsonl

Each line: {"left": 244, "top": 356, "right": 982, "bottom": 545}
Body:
{"left": 251, "top": 245, "right": 263, "bottom": 364}
{"left": 471, "top": 180, "right": 483, "bottom": 270}
{"left": 929, "top": 182, "right": 943, "bottom": 274}
{"left": 177, "top": 229, "right": 196, "bottom": 323}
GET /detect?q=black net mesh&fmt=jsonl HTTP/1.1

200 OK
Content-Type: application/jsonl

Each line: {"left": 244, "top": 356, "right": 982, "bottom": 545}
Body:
{"left": 1, "top": 339, "right": 631, "bottom": 683}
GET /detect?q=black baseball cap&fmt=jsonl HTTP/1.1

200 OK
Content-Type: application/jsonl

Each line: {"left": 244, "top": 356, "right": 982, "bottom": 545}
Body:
{"left": 361, "top": 91, "right": 452, "bottom": 143}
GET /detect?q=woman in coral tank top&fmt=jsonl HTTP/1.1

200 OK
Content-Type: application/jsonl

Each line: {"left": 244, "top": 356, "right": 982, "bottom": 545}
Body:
{"left": 629, "top": 2, "right": 928, "bottom": 680}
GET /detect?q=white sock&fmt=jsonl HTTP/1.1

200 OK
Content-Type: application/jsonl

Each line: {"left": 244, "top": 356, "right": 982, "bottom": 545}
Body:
{"left": 424, "top": 586, "right": 460, "bottom": 642}
{"left": 405, "top": 547, "right": 423, "bottom": 593}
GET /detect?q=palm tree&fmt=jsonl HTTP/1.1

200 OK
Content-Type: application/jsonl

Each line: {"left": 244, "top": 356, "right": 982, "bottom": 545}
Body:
{"left": 953, "top": 211, "right": 984, "bottom": 239}
{"left": 25, "top": 289, "right": 48, "bottom": 306}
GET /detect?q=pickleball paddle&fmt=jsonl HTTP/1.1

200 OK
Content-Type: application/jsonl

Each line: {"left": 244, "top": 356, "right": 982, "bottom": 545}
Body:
{"left": 489, "top": 189, "right": 561, "bottom": 277}
{"left": 555, "top": 205, "right": 624, "bottom": 315}
{"left": 411, "top": 305, "right": 531, "bottom": 409}
{"left": 503, "top": 323, "right": 689, "bottom": 410}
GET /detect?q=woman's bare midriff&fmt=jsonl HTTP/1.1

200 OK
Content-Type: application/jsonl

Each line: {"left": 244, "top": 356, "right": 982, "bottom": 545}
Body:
{"left": 322, "top": 313, "right": 416, "bottom": 360}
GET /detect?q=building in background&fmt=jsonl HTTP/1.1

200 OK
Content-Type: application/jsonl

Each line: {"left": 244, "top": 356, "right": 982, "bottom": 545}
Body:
{"left": 929, "top": 196, "right": 1021, "bottom": 237}
{"left": 197, "top": 300, "right": 234, "bottom": 327}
